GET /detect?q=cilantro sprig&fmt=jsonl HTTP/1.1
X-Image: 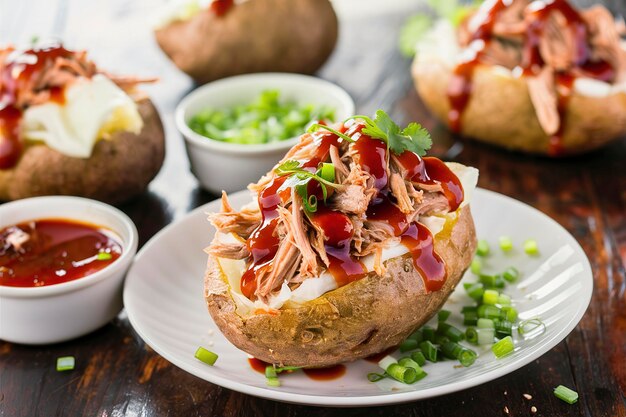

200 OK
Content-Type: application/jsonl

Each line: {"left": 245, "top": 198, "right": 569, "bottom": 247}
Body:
{"left": 275, "top": 160, "right": 339, "bottom": 214}
{"left": 345, "top": 110, "right": 432, "bottom": 156}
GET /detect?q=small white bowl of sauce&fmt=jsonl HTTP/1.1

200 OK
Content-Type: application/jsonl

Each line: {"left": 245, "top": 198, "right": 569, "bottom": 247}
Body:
{"left": 0, "top": 196, "right": 138, "bottom": 344}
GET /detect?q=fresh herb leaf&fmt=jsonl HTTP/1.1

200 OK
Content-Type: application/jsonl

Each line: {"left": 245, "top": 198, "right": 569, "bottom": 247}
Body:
{"left": 275, "top": 160, "right": 341, "bottom": 214}
{"left": 346, "top": 110, "right": 432, "bottom": 156}
{"left": 399, "top": 14, "right": 432, "bottom": 57}
{"left": 307, "top": 123, "right": 355, "bottom": 143}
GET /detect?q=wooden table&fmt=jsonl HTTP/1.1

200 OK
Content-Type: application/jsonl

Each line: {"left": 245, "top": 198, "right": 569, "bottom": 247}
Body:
{"left": 1, "top": 1, "right": 625, "bottom": 416}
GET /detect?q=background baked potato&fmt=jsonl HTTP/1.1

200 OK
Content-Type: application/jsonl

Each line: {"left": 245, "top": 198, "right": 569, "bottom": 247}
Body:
{"left": 154, "top": 0, "right": 338, "bottom": 85}
{"left": 0, "top": 98, "right": 165, "bottom": 203}
{"left": 205, "top": 205, "right": 476, "bottom": 368}
{"left": 412, "top": 58, "right": 626, "bottom": 156}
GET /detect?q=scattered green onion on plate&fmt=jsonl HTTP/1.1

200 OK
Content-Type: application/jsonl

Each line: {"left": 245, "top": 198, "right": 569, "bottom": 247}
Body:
{"left": 554, "top": 385, "right": 579, "bottom": 404}
{"left": 194, "top": 347, "right": 218, "bottom": 366}
{"left": 56, "top": 356, "right": 75, "bottom": 372}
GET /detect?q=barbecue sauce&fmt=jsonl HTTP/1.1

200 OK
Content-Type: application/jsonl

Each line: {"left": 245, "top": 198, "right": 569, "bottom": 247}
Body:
{"left": 0, "top": 42, "right": 72, "bottom": 169}
{"left": 0, "top": 219, "right": 122, "bottom": 287}
{"left": 447, "top": 0, "right": 618, "bottom": 155}
{"left": 210, "top": 0, "right": 234, "bottom": 17}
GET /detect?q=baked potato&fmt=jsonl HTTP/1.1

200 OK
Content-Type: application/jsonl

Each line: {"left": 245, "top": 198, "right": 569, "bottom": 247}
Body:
{"left": 0, "top": 43, "right": 165, "bottom": 203}
{"left": 154, "top": 0, "right": 338, "bottom": 84}
{"left": 410, "top": 0, "right": 626, "bottom": 156}
{"left": 204, "top": 111, "right": 478, "bottom": 367}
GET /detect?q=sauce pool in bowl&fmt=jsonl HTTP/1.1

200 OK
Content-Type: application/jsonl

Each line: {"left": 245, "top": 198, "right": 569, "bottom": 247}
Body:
{"left": 0, "top": 218, "right": 122, "bottom": 288}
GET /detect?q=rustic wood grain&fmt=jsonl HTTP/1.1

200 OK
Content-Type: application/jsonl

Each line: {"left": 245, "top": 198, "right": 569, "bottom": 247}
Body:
{"left": 1, "top": 1, "right": 626, "bottom": 416}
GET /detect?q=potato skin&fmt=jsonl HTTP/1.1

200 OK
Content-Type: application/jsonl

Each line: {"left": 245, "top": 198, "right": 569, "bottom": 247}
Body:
{"left": 154, "top": 0, "right": 338, "bottom": 84}
{"left": 205, "top": 206, "right": 476, "bottom": 367}
{"left": 0, "top": 98, "right": 165, "bottom": 204}
{"left": 412, "top": 55, "right": 626, "bottom": 155}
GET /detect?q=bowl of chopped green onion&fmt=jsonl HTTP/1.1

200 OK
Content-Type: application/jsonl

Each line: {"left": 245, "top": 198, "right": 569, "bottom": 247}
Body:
{"left": 176, "top": 73, "right": 355, "bottom": 193}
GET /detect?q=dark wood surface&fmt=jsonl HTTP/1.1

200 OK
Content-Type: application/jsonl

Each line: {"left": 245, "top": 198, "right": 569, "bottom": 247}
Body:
{"left": 1, "top": 1, "right": 625, "bottom": 416}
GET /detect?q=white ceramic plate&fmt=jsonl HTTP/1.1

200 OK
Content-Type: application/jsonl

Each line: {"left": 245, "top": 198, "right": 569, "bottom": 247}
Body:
{"left": 124, "top": 188, "right": 592, "bottom": 407}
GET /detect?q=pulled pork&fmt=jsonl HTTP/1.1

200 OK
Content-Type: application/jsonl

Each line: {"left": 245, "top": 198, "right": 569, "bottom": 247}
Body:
{"left": 457, "top": 0, "right": 626, "bottom": 135}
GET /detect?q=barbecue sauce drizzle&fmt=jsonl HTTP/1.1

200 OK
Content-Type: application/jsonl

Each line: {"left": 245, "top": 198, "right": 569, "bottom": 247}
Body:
{"left": 0, "top": 42, "right": 72, "bottom": 169}
{"left": 240, "top": 124, "right": 464, "bottom": 299}
{"left": 447, "top": 0, "right": 617, "bottom": 156}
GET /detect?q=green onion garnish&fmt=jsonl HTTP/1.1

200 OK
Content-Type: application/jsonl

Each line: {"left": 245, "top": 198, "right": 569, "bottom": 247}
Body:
{"left": 437, "top": 322, "right": 465, "bottom": 342}
{"left": 97, "top": 252, "right": 112, "bottom": 261}
{"left": 518, "top": 318, "right": 546, "bottom": 338}
{"left": 492, "top": 336, "right": 515, "bottom": 358}
{"left": 479, "top": 274, "right": 498, "bottom": 287}
{"left": 465, "top": 327, "right": 478, "bottom": 344}
{"left": 458, "top": 349, "right": 478, "bottom": 367}
{"left": 477, "top": 318, "right": 495, "bottom": 329}
{"left": 367, "top": 372, "right": 387, "bottom": 382}
{"left": 422, "top": 326, "right": 436, "bottom": 342}
{"left": 441, "top": 342, "right": 477, "bottom": 367}
{"left": 501, "top": 306, "right": 518, "bottom": 322}
{"left": 503, "top": 267, "right": 519, "bottom": 283}
{"left": 265, "top": 366, "right": 277, "bottom": 378}
{"left": 194, "top": 347, "right": 218, "bottom": 366}
{"left": 463, "top": 309, "right": 478, "bottom": 326}
{"left": 476, "top": 239, "right": 490, "bottom": 257}
{"left": 483, "top": 289, "right": 499, "bottom": 305}
{"left": 56, "top": 356, "right": 75, "bottom": 372}
{"left": 399, "top": 338, "right": 419, "bottom": 352}
{"left": 478, "top": 304, "right": 501, "bottom": 320}
{"left": 553, "top": 385, "right": 578, "bottom": 404}
{"left": 470, "top": 258, "right": 482, "bottom": 275}
{"left": 410, "top": 351, "right": 426, "bottom": 366}
{"left": 438, "top": 309, "right": 451, "bottom": 322}
{"left": 408, "top": 329, "right": 424, "bottom": 343}
{"left": 524, "top": 239, "right": 539, "bottom": 255}
{"left": 477, "top": 328, "right": 495, "bottom": 345}
{"left": 497, "top": 293, "right": 511, "bottom": 306}
{"left": 398, "top": 357, "right": 427, "bottom": 380}
{"left": 499, "top": 236, "right": 513, "bottom": 252}
{"left": 387, "top": 363, "right": 418, "bottom": 384}
{"left": 419, "top": 341, "right": 438, "bottom": 362}
{"left": 495, "top": 320, "right": 513, "bottom": 337}
{"left": 465, "top": 282, "right": 485, "bottom": 301}
{"left": 266, "top": 377, "right": 281, "bottom": 387}
{"left": 319, "top": 162, "right": 336, "bottom": 183}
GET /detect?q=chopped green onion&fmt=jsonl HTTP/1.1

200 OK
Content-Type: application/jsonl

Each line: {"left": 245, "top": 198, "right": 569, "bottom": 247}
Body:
{"left": 503, "top": 267, "right": 519, "bottom": 283}
{"left": 494, "top": 275, "right": 506, "bottom": 288}
{"left": 266, "top": 377, "right": 281, "bottom": 387}
{"left": 408, "top": 329, "right": 424, "bottom": 343}
{"left": 399, "top": 338, "right": 419, "bottom": 353}
{"left": 97, "top": 252, "right": 112, "bottom": 261}
{"left": 410, "top": 351, "right": 426, "bottom": 366}
{"left": 441, "top": 342, "right": 477, "bottom": 367}
{"left": 492, "top": 336, "right": 515, "bottom": 358}
{"left": 483, "top": 289, "right": 499, "bottom": 305}
{"left": 479, "top": 274, "right": 498, "bottom": 288}
{"left": 378, "top": 355, "right": 397, "bottom": 371}
{"left": 470, "top": 258, "right": 482, "bottom": 275}
{"left": 477, "top": 328, "right": 495, "bottom": 345}
{"left": 499, "top": 236, "right": 513, "bottom": 252}
{"left": 554, "top": 385, "right": 578, "bottom": 404}
{"left": 422, "top": 326, "right": 436, "bottom": 342}
{"left": 518, "top": 318, "right": 546, "bottom": 338}
{"left": 367, "top": 372, "right": 387, "bottom": 382}
{"left": 419, "top": 341, "right": 438, "bottom": 362}
{"left": 465, "top": 327, "right": 478, "bottom": 344}
{"left": 463, "top": 310, "right": 478, "bottom": 326}
{"left": 265, "top": 366, "right": 277, "bottom": 378}
{"left": 319, "top": 162, "right": 336, "bottom": 183}
{"left": 434, "top": 334, "right": 450, "bottom": 345}
{"left": 497, "top": 293, "right": 511, "bottom": 306}
{"left": 461, "top": 305, "right": 477, "bottom": 313}
{"left": 465, "top": 282, "right": 485, "bottom": 301}
{"left": 477, "top": 304, "right": 501, "bottom": 320}
{"left": 438, "top": 309, "right": 451, "bottom": 322}
{"left": 437, "top": 322, "right": 465, "bottom": 342}
{"left": 194, "top": 347, "right": 218, "bottom": 366}
{"left": 495, "top": 320, "right": 513, "bottom": 337}
{"left": 476, "top": 239, "right": 490, "bottom": 257}
{"left": 56, "top": 356, "right": 75, "bottom": 372}
{"left": 398, "top": 357, "right": 427, "bottom": 379}
{"left": 477, "top": 318, "right": 495, "bottom": 329}
{"left": 501, "top": 306, "right": 518, "bottom": 322}
{"left": 524, "top": 239, "right": 539, "bottom": 255}
{"left": 458, "top": 349, "right": 478, "bottom": 367}
{"left": 387, "top": 363, "right": 418, "bottom": 384}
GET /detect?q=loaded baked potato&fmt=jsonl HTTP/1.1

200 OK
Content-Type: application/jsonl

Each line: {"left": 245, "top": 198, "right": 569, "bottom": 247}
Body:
{"left": 154, "top": 0, "right": 338, "bottom": 84}
{"left": 205, "top": 111, "right": 478, "bottom": 367}
{"left": 0, "top": 42, "right": 165, "bottom": 203}
{"left": 410, "top": 0, "right": 626, "bottom": 156}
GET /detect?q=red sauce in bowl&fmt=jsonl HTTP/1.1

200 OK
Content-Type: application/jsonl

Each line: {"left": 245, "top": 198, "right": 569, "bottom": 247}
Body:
{"left": 0, "top": 218, "right": 122, "bottom": 288}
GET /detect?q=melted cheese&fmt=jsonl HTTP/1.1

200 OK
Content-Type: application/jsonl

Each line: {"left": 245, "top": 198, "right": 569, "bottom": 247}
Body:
{"left": 21, "top": 75, "right": 142, "bottom": 158}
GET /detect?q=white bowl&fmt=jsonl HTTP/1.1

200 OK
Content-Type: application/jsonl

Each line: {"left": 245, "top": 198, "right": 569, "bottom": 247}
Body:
{"left": 175, "top": 73, "right": 355, "bottom": 194}
{"left": 0, "top": 196, "right": 138, "bottom": 344}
